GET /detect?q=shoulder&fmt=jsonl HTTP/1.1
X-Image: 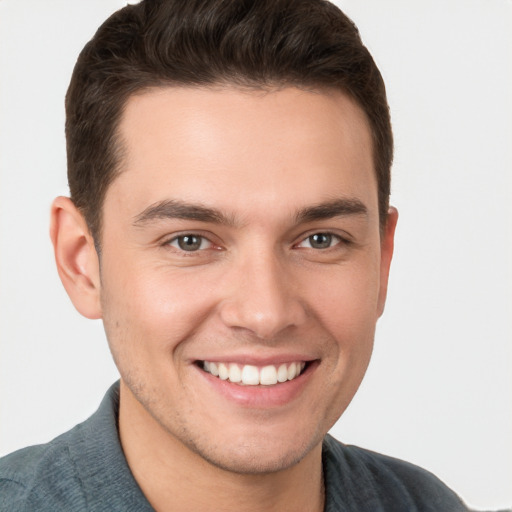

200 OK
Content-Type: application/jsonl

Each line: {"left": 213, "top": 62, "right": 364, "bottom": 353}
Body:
{"left": 0, "top": 383, "right": 152, "bottom": 512}
{"left": 0, "top": 427, "right": 87, "bottom": 511}
{"left": 322, "top": 435, "right": 469, "bottom": 512}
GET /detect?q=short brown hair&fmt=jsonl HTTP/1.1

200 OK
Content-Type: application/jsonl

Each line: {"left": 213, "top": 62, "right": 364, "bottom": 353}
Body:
{"left": 66, "top": 0, "right": 392, "bottom": 242}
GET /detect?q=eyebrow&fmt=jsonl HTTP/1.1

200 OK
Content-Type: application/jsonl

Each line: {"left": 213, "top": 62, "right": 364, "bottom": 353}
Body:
{"left": 132, "top": 197, "right": 368, "bottom": 227}
{"left": 295, "top": 198, "right": 368, "bottom": 223}
{"left": 133, "top": 199, "right": 237, "bottom": 227}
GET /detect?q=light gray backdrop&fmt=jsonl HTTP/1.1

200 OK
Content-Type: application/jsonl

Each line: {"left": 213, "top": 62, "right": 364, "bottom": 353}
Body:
{"left": 0, "top": 1, "right": 511, "bottom": 509}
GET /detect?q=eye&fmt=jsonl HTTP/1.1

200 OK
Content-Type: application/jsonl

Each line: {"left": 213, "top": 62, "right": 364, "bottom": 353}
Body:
{"left": 297, "top": 232, "right": 341, "bottom": 249}
{"left": 168, "top": 234, "right": 212, "bottom": 252}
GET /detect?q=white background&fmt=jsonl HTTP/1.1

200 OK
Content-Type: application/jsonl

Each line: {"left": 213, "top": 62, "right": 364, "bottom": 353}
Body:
{"left": 0, "top": 1, "right": 511, "bottom": 509}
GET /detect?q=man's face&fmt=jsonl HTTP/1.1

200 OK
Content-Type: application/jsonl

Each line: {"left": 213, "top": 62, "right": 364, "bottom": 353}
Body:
{"left": 98, "top": 86, "right": 395, "bottom": 474}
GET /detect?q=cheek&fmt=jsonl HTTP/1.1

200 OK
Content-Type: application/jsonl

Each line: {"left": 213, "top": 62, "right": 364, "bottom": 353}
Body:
{"left": 306, "top": 258, "right": 381, "bottom": 336}
{"left": 100, "top": 264, "right": 218, "bottom": 356}
{"left": 300, "top": 271, "right": 379, "bottom": 431}
{"left": 304, "top": 258, "right": 381, "bottom": 397}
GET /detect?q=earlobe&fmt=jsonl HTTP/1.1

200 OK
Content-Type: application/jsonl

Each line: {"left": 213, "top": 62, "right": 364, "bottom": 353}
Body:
{"left": 50, "top": 196, "right": 102, "bottom": 319}
{"left": 377, "top": 206, "right": 398, "bottom": 317}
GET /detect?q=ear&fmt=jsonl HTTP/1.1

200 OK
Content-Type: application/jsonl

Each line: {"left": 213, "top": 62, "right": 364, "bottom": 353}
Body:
{"left": 50, "top": 196, "right": 102, "bottom": 319}
{"left": 377, "top": 206, "right": 398, "bottom": 317}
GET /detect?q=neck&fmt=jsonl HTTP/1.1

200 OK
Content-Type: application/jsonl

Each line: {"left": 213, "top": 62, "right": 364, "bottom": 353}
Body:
{"left": 118, "top": 381, "right": 325, "bottom": 512}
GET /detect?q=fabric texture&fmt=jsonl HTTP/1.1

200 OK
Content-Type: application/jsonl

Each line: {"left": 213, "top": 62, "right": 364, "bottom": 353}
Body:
{"left": 1, "top": 382, "right": 469, "bottom": 511}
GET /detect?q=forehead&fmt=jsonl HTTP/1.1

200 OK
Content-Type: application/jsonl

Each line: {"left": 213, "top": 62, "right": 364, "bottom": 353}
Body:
{"left": 107, "top": 86, "right": 377, "bottom": 224}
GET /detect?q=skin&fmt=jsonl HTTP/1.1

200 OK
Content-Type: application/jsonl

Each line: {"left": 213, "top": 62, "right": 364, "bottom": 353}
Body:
{"left": 51, "top": 86, "right": 397, "bottom": 512}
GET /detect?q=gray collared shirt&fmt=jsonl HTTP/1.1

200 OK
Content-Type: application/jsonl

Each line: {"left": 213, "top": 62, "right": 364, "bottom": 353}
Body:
{"left": 0, "top": 382, "right": 469, "bottom": 511}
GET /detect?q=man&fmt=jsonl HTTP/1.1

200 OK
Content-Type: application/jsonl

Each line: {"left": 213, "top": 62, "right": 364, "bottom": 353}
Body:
{"left": 0, "top": 1, "right": 470, "bottom": 510}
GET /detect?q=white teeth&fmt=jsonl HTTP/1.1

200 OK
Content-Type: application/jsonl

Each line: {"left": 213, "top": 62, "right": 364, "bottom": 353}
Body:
{"left": 241, "top": 365, "right": 260, "bottom": 385}
{"left": 228, "top": 363, "right": 242, "bottom": 383}
{"left": 277, "top": 364, "right": 288, "bottom": 383}
{"left": 218, "top": 363, "right": 229, "bottom": 380}
{"left": 209, "top": 362, "right": 219, "bottom": 376}
{"left": 202, "top": 361, "right": 306, "bottom": 386}
{"left": 260, "top": 365, "right": 278, "bottom": 386}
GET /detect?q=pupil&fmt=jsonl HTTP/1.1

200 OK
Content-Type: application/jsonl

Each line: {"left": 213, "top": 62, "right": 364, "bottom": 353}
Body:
{"left": 178, "top": 235, "right": 201, "bottom": 251}
{"left": 310, "top": 233, "right": 331, "bottom": 249}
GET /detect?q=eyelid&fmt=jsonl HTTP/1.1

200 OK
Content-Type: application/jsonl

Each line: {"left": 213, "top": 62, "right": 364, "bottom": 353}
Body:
{"left": 159, "top": 229, "right": 353, "bottom": 253}
{"left": 161, "top": 230, "right": 222, "bottom": 252}
{"left": 296, "top": 233, "right": 341, "bottom": 249}
{"left": 293, "top": 230, "right": 352, "bottom": 249}
{"left": 168, "top": 235, "right": 212, "bottom": 251}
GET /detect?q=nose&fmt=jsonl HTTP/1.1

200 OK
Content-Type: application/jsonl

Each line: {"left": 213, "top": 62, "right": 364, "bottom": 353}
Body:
{"left": 218, "top": 249, "right": 308, "bottom": 340}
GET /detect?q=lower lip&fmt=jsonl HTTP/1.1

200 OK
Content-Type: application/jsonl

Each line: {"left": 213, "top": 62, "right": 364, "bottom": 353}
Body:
{"left": 196, "top": 361, "right": 318, "bottom": 408}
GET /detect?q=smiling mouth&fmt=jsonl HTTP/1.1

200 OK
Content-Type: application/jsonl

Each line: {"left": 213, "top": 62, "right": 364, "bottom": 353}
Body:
{"left": 199, "top": 361, "right": 308, "bottom": 386}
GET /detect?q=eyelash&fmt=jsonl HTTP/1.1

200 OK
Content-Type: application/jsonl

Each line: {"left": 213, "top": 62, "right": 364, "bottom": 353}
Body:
{"left": 165, "top": 233, "right": 216, "bottom": 253}
{"left": 163, "top": 231, "right": 350, "bottom": 253}
{"left": 295, "top": 233, "right": 345, "bottom": 250}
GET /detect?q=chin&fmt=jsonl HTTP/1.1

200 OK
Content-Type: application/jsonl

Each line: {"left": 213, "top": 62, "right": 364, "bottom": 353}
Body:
{"left": 188, "top": 435, "right": 318, "bottom": 475}
{"left": 173, "top": 420, "right": 323, "bottom": 475}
